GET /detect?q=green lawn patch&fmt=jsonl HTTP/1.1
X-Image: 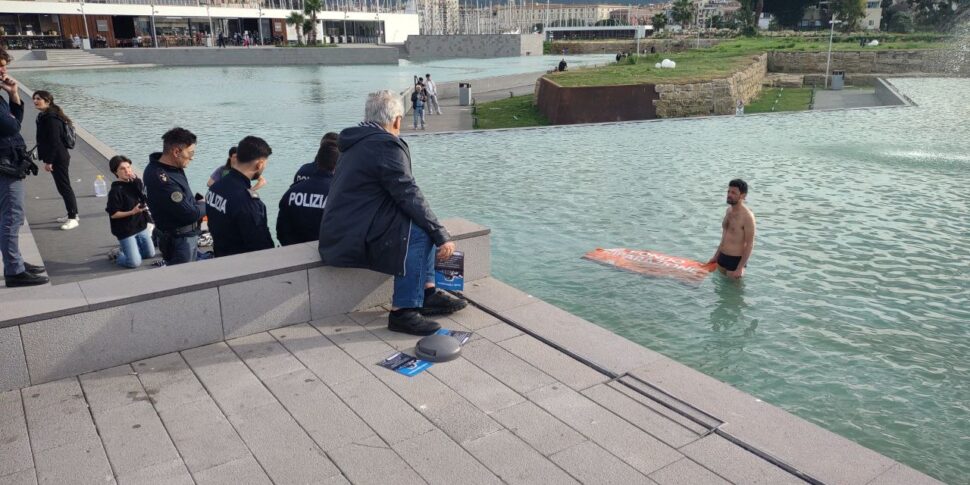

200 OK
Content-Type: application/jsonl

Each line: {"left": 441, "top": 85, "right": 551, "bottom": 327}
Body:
{"left": 745, "top": 87, "right": 813, "bottom": 113}
{"left": 474, "top": 95, "right": 549, "bottom": 130}
{"left": 549, "top": 52, "right": 757, "bottom": 87}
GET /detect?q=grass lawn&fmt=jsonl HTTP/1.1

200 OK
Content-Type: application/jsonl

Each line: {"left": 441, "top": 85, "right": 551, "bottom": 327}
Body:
{"left": 474, "top": 95, "right": 549, "bottom": 129}
{"left": 745, "top": 87, "right": 814, "bottom": 113}
{"left": 550, "top": 52, "right": 757, "bottom": 87}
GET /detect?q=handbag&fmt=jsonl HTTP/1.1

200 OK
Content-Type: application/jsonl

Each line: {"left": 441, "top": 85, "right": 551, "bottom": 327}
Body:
{"left": 0, "top": 146, "right": 38, "bottom": 179}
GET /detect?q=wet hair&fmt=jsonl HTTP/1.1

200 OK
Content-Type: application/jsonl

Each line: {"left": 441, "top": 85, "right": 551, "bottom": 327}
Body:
{"left": 108, "top": 155, "right": 132, "bottom": 175}
{"left": 236, "top": 135, "right": 272, "bottom": 164}
{"left": 729, "top": 179, "right": 748, "bottom": 194}
{"left": 161, "top": 127, "right": 197, "bottom": 153}
{"left": 314, "top": 141, "right": 340, "bottom": 173}
{"left": 32, "top": 90, "right": 72, "bottom": 125}
{"left": 320, "top": 132, "right": 338, "bottom": 147}
{"left": 425, "top": 73, "right": 431, "bottom": 78}
{"left": 364, "top": 90, "right": 404, "bottom": 126}
{"left": 224, "top": 146, "right": 237, "bottom": 169}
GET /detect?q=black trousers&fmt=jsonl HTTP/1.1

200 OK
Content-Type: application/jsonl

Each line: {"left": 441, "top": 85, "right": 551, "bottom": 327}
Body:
{"left": 50, "top": 160, "right": 78, "bottom": 219}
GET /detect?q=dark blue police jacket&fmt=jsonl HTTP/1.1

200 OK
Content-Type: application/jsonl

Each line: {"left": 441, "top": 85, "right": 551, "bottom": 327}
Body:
{"left": 205, "top": 168, "right": 274, "bottom": 257}
{"left": 277, "top": 171, "right": 333, "bottom": 246}
{"left": 0, "top": 96, "right": 25, "bottom": 153}
{"left": 292, "top": 161, "right": 325, "bottom": 185}
{"left": 143, "top": 152, "right": 205, "bottom": 234}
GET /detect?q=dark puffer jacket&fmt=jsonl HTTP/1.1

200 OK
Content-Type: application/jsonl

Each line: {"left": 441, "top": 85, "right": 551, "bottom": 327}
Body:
{"left": 35, "top": 111, "right": 69, "bottom": 165}
{"left": 318, "top": 124, "right": 449, "bottom": 276}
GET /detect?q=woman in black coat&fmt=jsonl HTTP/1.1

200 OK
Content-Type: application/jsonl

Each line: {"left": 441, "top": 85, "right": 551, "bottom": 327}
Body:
{"left": 32, "top": 90, "right": 79, "bottom": 230}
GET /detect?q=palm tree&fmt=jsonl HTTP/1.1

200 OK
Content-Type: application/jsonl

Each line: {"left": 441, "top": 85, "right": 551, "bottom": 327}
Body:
{"left": 303, "top": 0, "right": 322, "bottom": 45}
{"left": 286, "top": 12, "right": 306, "bottom": 45}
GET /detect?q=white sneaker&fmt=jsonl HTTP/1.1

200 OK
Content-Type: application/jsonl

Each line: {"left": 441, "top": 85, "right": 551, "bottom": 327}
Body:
{"left": 60, "top": 218, "right": 79, "bottom": 231}
{"left": 55, "top": 216, "right": 70, "bottom": 223}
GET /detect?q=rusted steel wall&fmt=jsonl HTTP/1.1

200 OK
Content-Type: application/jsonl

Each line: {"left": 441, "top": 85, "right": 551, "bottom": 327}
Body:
{"left": 535, "top": 77, "right": 659, "bottom": 125}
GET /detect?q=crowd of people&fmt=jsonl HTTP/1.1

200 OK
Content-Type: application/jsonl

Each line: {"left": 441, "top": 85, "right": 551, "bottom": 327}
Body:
{"left": 0, "top": 45, "right": 466, "bottom": 333}
{"left": 1, "top": 42, "right": 754, "bottom": 335}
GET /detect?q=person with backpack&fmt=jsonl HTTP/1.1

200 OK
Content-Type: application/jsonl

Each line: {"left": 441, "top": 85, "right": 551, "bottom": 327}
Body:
{"left": 32, "top": 90, "right": 79, "bottom": 230}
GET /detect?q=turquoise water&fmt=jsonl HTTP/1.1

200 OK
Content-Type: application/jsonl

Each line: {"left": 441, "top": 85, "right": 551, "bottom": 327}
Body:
{"left": 17, "top": 63, "right": 970, "bottom": 482}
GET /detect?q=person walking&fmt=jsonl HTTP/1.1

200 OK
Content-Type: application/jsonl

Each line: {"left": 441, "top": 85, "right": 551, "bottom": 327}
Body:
{"left": 424, "top": 73, "right": 442, "bottom": 115}
{"left": 410, "top": 84, "right": 426, "bottom": 131}
{"left": 0, "top": 49, "right": 48, "bottom": 287}
{"left": 32, "top": 90, "right": 79, "bottom": 230}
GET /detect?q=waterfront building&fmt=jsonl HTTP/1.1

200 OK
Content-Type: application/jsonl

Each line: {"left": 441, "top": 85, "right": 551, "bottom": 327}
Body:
{"left": 0, "top": 0, "right": 419, "bottom": 48}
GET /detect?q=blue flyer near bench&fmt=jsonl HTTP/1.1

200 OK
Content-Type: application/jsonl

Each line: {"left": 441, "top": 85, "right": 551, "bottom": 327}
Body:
{"left": 378, "top": 329, "right": 474, "bottom": 377}
{"left": 435, "top": 251, "right": 464, "bottom": 291}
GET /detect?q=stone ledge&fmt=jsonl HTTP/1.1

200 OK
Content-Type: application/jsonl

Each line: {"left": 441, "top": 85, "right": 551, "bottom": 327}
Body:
{"left": 0, "top": 217, "right": 489, "bottom": 329}
{"left": 460, "top": 277, "right": 941, "bottom": 485}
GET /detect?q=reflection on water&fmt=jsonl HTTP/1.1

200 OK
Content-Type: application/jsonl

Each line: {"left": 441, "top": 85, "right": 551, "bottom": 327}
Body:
{"left": 709, "top": 275, "right": 756, "bottom": 336}
{"left": 14, "top": 65, "right": 970, "bottom": 483}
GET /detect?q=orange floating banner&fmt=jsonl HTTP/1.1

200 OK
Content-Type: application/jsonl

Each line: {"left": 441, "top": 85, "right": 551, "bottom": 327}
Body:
{"left": 583, "top": 248, "right": 717, "bottom": 283}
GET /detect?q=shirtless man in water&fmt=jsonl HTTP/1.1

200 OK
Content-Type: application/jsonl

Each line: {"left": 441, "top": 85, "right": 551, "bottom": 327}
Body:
{"left": 709, "top": 179, "right": 756, "bottom": 279}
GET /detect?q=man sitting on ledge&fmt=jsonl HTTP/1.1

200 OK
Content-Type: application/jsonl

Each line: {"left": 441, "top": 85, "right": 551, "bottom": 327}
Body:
{"left": 319, "top": 90, "right": 467, "bottom": 336}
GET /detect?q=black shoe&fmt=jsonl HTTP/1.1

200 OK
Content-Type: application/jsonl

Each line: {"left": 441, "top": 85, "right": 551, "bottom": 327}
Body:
{"left": 4, "top": 271, "right": 49, "bottom": 288}
{"left": 388, "top": 309, "right": 441, "bottom": 336}
{"left": 419, "top": 289, "right": 468, "bottom": 316}
{"left": 23, "top": 262, "right": 46, "bottom": 275}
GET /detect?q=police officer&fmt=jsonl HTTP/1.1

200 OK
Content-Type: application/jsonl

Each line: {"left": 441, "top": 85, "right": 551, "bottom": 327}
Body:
{"left": 277, "top": 140, "right": 339, "bottom": 246}
{"left": 292, "top": 131, "right": 338, "bottom": 185}
{"left": 144, "top": 127, "right": 205, "bottom": 265}
{"left": 205, "top": 135, "right": 274, "bottom": 257}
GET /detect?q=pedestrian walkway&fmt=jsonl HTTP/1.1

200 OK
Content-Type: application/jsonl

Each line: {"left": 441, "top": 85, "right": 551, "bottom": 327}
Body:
{"left": 0, "top": 300, "right": 865, "bottom": 485}
{"left": 812, "top": 88, "right": 883, "bottom": 110}
{"left": 402, "top": 75, "right": 543, "bottom": 135}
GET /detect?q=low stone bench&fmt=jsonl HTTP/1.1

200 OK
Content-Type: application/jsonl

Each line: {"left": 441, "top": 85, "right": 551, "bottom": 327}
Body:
{"left": 0, "top": 218, "right": 490, "bottom": 391}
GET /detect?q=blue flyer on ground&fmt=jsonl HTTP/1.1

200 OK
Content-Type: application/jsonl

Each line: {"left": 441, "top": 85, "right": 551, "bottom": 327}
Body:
{"left": 435, "top": 251, "right": 464, "bottom": 291}
{"left": 379, "top": 352, "right": 433, "bottom": 377}
{"left": 378, "top": 328, "right": 474, "bottom": 377}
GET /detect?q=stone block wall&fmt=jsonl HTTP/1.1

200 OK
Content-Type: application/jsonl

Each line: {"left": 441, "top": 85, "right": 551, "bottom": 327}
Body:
{"left": 0, "top": 218, "right": 491, "bottom": 391}
{"left": 654, "top": 54, "right": 767, "bottom": 118}
{"left": 405, "top": 34, "right": 544, "bottom": 59}
{"left": 767, "top": 49, "right": 969, "bottom": 75}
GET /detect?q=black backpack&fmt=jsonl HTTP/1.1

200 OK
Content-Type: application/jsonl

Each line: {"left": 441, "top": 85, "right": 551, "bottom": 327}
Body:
{"left": 60, "top": 118, "right": 76, "bottom": 150}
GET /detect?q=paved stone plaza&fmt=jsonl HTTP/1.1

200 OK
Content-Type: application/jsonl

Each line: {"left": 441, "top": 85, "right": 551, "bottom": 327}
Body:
{"left": 0, "top": 277, "right": 939, "bottom": 484}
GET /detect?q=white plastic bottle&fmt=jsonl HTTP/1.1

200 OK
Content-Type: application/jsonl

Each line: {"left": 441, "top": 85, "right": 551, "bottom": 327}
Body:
{"left": 94, "top": 174, "right": 108, "bottom": 197}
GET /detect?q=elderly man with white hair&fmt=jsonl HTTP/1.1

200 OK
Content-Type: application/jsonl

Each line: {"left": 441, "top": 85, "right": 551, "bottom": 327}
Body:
{"left": 318, "top": 90, "right": 466, "bottom": 335}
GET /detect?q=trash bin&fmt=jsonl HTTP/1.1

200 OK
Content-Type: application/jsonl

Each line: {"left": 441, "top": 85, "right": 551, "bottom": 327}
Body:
{"left": 830, "top": 70, "right": 845, "bottom": 90}
{"left": 459, "top": 83, "right": 472, "bottom": 106}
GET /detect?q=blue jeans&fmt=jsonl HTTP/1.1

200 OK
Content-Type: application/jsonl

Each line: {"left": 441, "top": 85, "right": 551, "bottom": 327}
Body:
{"left": 413, "top": 107, "right": 425, "bottom": 128}
{"left": 116, "top": 227, "right": 156, "bottom": 268}
{"left": 0, "top": 175, "right": 25, "bottom": 276}
{"left": 158, "top": 232, "right": 198, "bottom": 266}
{"left": 392, "top": 222, "right": 436, "bottom": 309}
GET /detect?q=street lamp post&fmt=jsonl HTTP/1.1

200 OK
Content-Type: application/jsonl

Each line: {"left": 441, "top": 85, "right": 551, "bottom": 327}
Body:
{"left": 206, "top": 2, "right": 214, "bottom": 47}
{"left": 150, "top": 3, "right": 159, "bottom": 48}
{"left": 825, "top": 18, "right": 841, "bottom": 89}
{"left": 79, "top": 0, "right": 91, "bottom": 48}
{"left": 257, "top": 3, "right": 265, "bottom": 45}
